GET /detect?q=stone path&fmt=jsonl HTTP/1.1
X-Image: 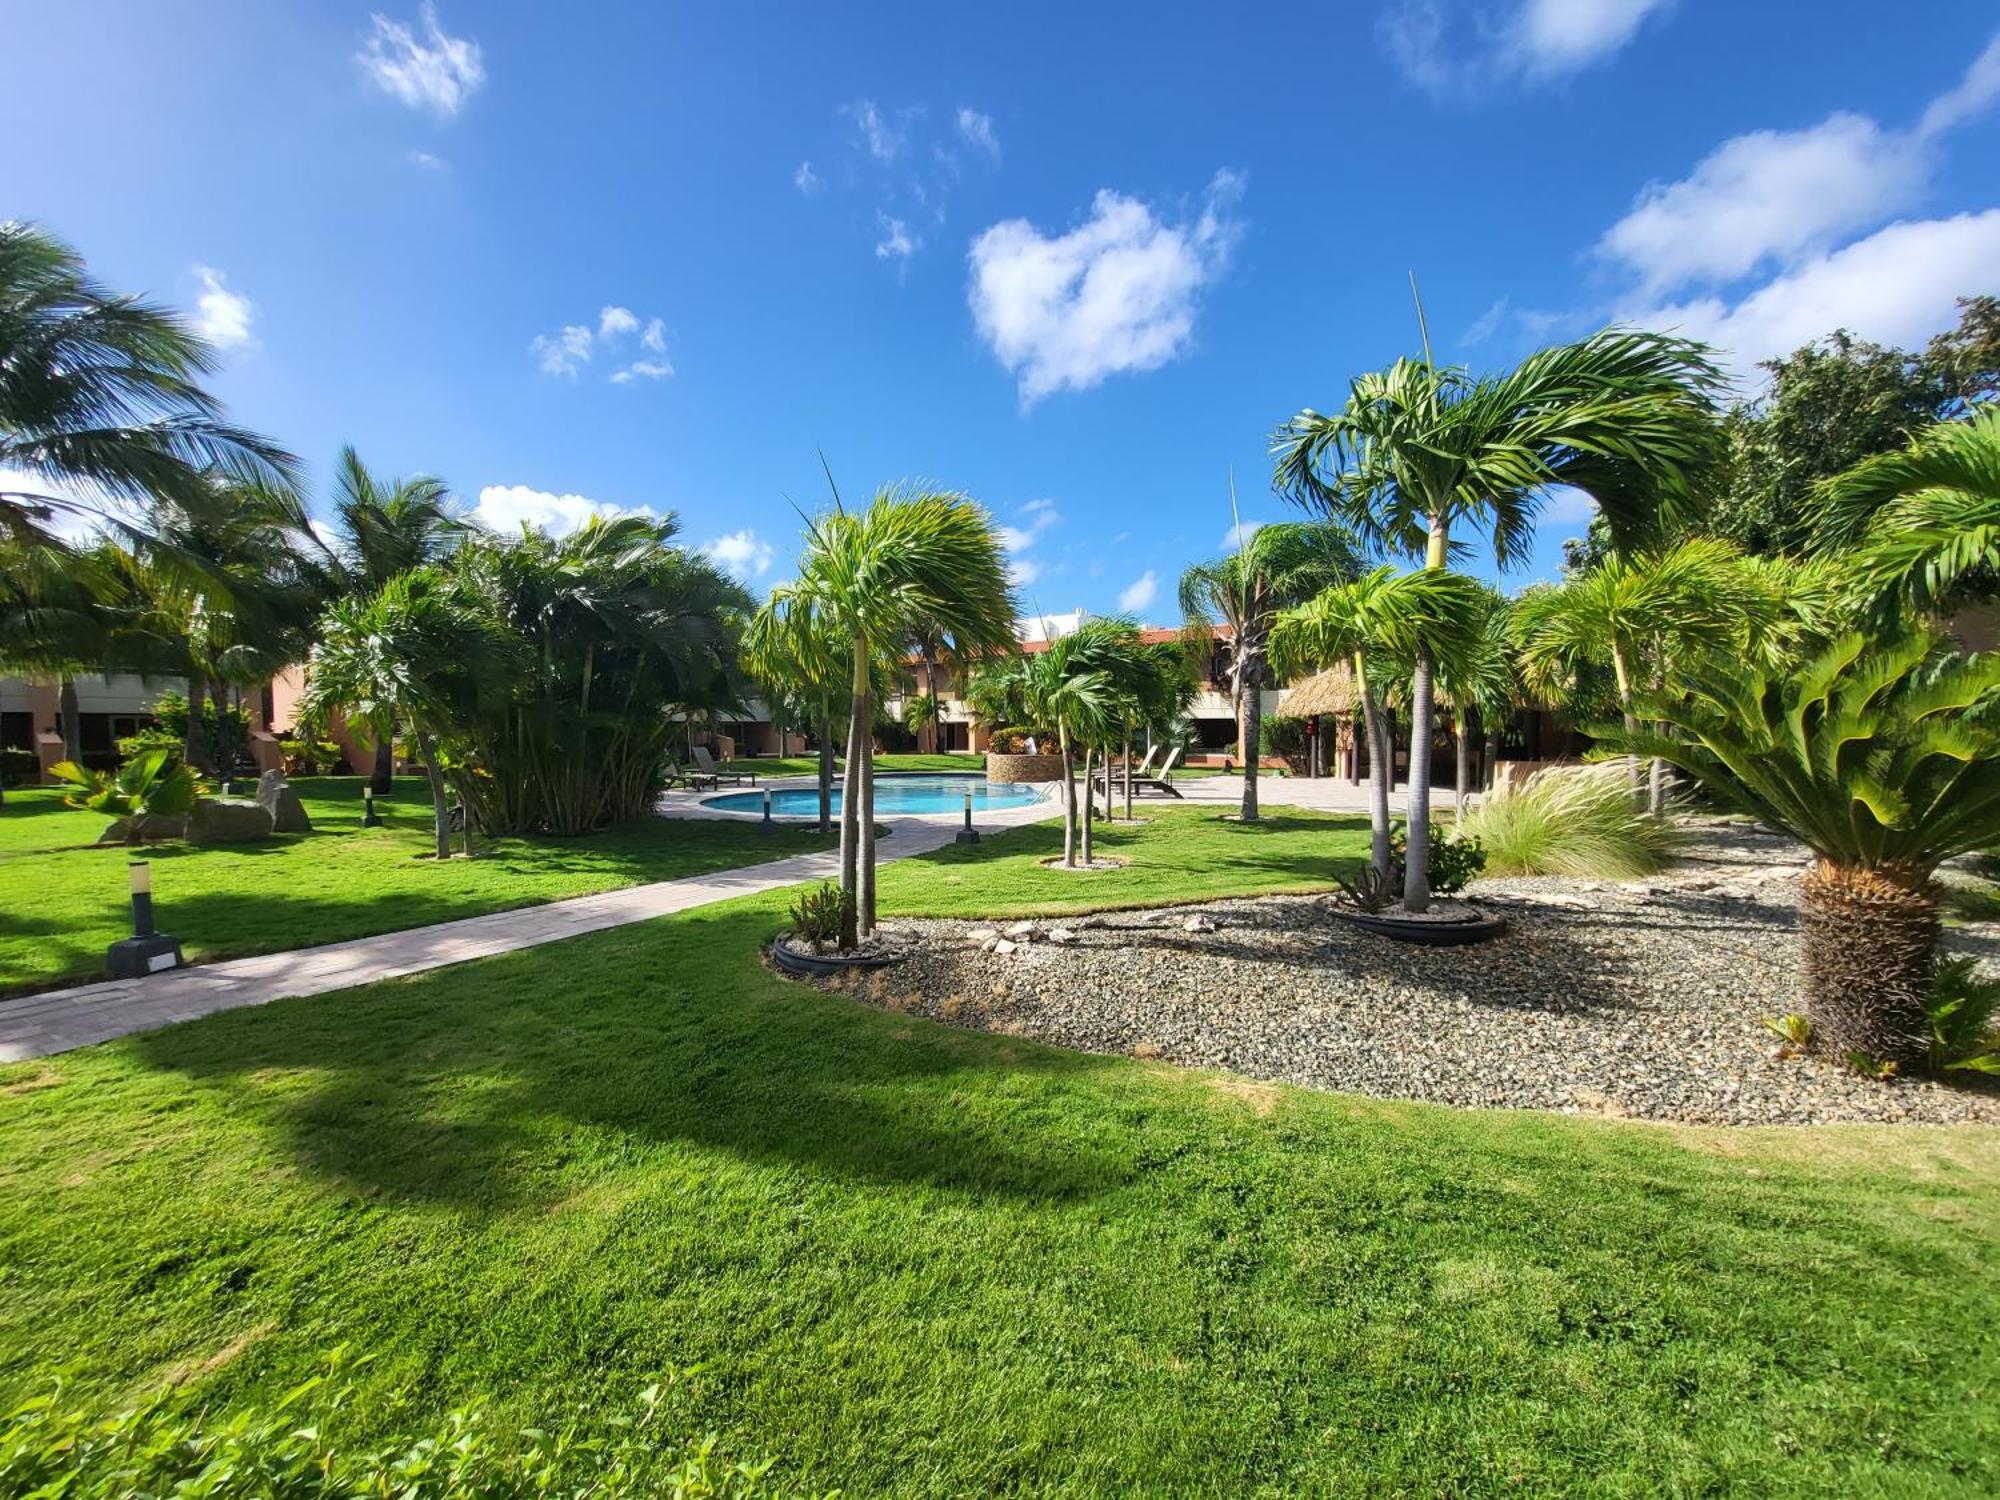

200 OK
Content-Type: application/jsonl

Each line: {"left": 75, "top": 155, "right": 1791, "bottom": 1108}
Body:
{"left": 0, "top": 807, "right": 1048, "bottom": 1064}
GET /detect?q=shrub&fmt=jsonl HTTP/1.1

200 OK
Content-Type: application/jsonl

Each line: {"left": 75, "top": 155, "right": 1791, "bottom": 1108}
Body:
{"left": 788, "top": 881, "right": 853, "bottom": 951}
{"left": 1457, "top": 759, "right": 1683, "bottom": 878}
{"left": 49, "top": 749, "right": 203, "bottom": 841}
{"left": 0, "top": 1365, "right": 801, "bottom": 1498}
{"left": 1391, "top": 821, "right": 1485, "bottom": 895}
{"left": 1926, "top": 957, "right": 2000, "bottom": 1074}
{"left": 150, "top": 690, "right": 251, "bottom": 763}
{"left": 114, "top": 728, "right": 182, "bottom": 766}
{"left": 280, "top": 737, "right": 346, "bottom": 775}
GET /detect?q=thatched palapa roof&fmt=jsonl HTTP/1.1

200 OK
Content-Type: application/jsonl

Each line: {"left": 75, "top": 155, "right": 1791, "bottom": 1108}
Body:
{"left": 1273, "top": 665, "right": 1357, "bottom": 719}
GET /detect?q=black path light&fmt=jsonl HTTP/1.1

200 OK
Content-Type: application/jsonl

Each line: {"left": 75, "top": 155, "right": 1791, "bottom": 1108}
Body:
{"left": 759, "top": 787, "right": 777, "bottom": 837}
{"left": 362, "top": 786, "right": 383, "bottom": 827}
{"left": 956, "top": 786, "right": 980, "bottom": 845}
{"left": 106, "top": 860, "right": 184, "bottom": 979}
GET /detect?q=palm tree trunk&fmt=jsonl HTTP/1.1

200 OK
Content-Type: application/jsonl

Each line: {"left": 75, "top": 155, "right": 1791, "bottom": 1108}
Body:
{"left": 1240, "top": 671, "right": 1262, "bottom": 822}
{"left": 859, "top": 716, "right": 877, "bottom": 938}
{"left": 816, "top": 699, "right": 834, "bottom": 835}
{"left": 1404, "top": 648, "right": 1437, "bottom": 913}
{"left": 1610, "top": 639, "right": 1641, "bottom": 807}
{"left": 839, "top": 642, "right": 866, "bottom": 949}
{"left": 1058, "top": 722, "right": 1076, "bottom": 867}
{"left": 1454, "top": 713, "right": 1470, "bottom": 824}
{"left": 1349, "top": 709, "right": 1363, "bottom": 786}
{"left": 183, "top": 675, "right": 211, "bottom": 773}
{"left": 1356, "top": 655, "right": 1392, "bottom": 882}
{"left": 1123, "top": 728, "right": 1134, "bottom": 820}
{"left": 1799, "top": 860, "right": 1938, "bottom": 1068}
{"left": 1081, "top": 744, "right": 1095, "bottom": 864}
{"left": 371, "top": 739, "right": 394, "bottom": 795}
{"left": 417, "top": 730, "right": 451, "bottom": 860}
{"left": 1484, "top": 727, "right": 1501, "bottom": 792}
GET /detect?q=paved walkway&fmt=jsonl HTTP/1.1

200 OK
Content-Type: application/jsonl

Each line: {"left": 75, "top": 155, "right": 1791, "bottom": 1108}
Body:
{"left": 0, "top": 804, "right": 1051, "bottom": 1064}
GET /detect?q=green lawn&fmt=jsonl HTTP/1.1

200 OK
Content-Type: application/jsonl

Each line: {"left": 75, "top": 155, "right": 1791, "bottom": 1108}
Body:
{"left": 0, "top": 778, "right": 839, "bottom": 997}
{"left": 0, "top": 808, "right": 1994, "bottom": 1494}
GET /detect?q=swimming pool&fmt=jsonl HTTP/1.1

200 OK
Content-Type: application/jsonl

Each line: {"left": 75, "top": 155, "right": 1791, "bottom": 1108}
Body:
{"left": 703, "top": 773, "right": 1048, "bottom": 817}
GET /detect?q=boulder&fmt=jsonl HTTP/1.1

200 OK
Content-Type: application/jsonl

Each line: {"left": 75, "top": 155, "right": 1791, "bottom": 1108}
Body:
{"left": 187, "top": 797, "right": 276, "bottom": 846}
{"left": 97, "top": 813, "right": 188, "bottom": 844}
{"left": 254, "top": 769, "right": 313, "bottom": 833}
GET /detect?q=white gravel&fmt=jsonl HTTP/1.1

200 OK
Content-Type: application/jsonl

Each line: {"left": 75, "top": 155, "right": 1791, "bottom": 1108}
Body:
{"left": 806, "top": 825, "right": 2000, "bottom": 1126}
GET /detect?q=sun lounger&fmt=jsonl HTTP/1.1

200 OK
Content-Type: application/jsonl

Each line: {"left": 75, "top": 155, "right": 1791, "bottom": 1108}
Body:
{"left": 692, "top": 745, "right": 753, "bottom": 785}
{"left": 1121, "top": 745, "right": 1186, "bottom": 799}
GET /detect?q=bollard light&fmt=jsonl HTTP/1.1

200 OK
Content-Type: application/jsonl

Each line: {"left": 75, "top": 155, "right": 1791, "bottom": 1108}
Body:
{"left": 106, "top": 860, "right": 184, "bottom": 978}
{"left": 955, "top": 786, "right": 981, "bottom": 845}
{"left": 362, "top": 786, "right": 383, "bottom": 827}
{"left": 758, "top": 786, "right": 776, "bottom": 837}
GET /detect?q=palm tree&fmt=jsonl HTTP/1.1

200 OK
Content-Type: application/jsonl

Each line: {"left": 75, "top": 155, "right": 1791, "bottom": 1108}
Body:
{"left": 1179, "top": 519, "right": 1361, "bottom": 823}
{"left": 1514, "top": 537, "right": 1754, "bottom": 810}
{"left": 1431, "top": 583, "right": 1516, "bottom": 821}
{"left": 1109, "top": 639, "right": 1197, "bottom": 820}
{"left": 1274, "top": 566, "right": 1484, "bottom": 883}
{"left": 1813, "top": 405, "right": 2000, "bottom": 617}
{"left": 319, "top": 447, "right": 474, "bottom": 791}
{"left": 970, "top": 617, "right": 1133, "bottom": 866}
{"left": 758, "top": 487, "right": 1015, "bottom": 944}
{"left": 0, "top": 221, "right": 296, "bottom": 542}
{"left": 1273, "top": 325, "right": 1720, "bottom": 910}
{"left": 1610, "top": 631, "right": 2000, "bottom": 1069}
{"left": 744, "top": 601, "right": 857, "bottom": 836}
{"left": 302, "top": 569, "right": 520, "bottom": 859}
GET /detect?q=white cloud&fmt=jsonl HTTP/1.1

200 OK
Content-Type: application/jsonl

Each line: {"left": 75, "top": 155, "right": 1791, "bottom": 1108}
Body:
{"left": 793, "top": 160, "right": 822, "bottom": 195}
{"left": 1598, "top": 113, "right": 1926, "bottom": 296}
{"left": 357, "top": 3, "right": 484, "bottom": 119}
{"left": 1381, "top": 0, "right": 1669, "bottom": 96}
{"left": 1007, "top": 557, "right": 1042, "bottom": 587}
{"left": 846, "top": 99, "right": 906, "bottom": 163}
{"left": 0, "top": 469, "right": 119, "bottom": 542}
{"left": 1117, "top": 570, "right": 1158, "bottom": 613}
{"left": 1538, "top": 485, "right": 1599, "bottom": 526}
{"left": 956, "top": 107, "right": 1001, "bottom": 162}
{"left": 531, "top": 307, "right": 670, "bottom": 383}
{"left": 610, "top": 359, "right": 673, "bottom": 384}
{"left": 407, "top": 149, "right": 446, "bottom": 170}
{"left": 701, "top": 529, "right": 775, "bottom": 579}
{"left": 1221, "top": 519, "right": 1265, "bottom": 551}
{"left": 995, "top": 499, "right": 1060, "bottom": 555}
{"left": 875, "top": 215, "right": 917, "bottom": 264}
{"left": 531, "top": 323, "right": 593, "bottom": 379}
{"left": 1630, "top": 210, "right": 2000, "bottom": 384}
{"left": 968, "top": 171, "right": 1245, "bottom": 406}
{"left": 190, "top": 265, "right": 254, "bottom": 350}
{"left": 473, "top": 484, "right": 653, "bottom": 536}
{"left": 1920, "top": 32, "right": 2000, "bottom": 138}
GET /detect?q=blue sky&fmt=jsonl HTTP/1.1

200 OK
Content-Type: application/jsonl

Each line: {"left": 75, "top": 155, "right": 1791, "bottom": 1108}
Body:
{"left": 8, "top": 2, "right": 1999, "bottom": 619}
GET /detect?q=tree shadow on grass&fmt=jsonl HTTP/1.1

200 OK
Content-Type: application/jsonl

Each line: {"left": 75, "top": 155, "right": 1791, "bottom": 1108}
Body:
{"left": 131, "top": 901, "right": 1127, "bottom": 1211}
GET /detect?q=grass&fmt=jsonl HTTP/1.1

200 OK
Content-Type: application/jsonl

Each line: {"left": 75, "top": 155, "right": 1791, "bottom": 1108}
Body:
{"left": 0, "top": 806, "right": 1995, "bottom": 1492}
{"left": 0, "top": 778, "right": 840, "bottom": 997}
{"left": 1458, "top": 760, "right": 1684, "bottom": 878}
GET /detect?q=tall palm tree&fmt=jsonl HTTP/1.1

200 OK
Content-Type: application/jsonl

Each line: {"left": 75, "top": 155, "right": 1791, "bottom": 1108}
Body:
{"left": 1611, "top": 631, "right": 2000, "bottom": 1068}
{"left": 1432, "top": 583, "right": 1516, "bottom": 820}
{"left": 1813, "top": 405, "right": 2000, "bottom": 617}
{"left": 1179, "top": 518, "right": 1361, "bottom": 823}
{"left": 757, "top": 487, "right": 1015, "bottom": 944}
{"left": 1109, "top": 638, "right": 1197, "bottom": 820}
{"left": 0, "top": 221, "right": 296, "bottom": 542}
{"left": 1274, "top": 566, "right": 1484, "bottom": 883}
{"left": 1514, "top": 537, "right": 1754, "bottom": 810}
{"left": 1273, "top": 325, "right": 1719, "bottom": 909}
{"left": 321, "top": 447, "right": 473, "bottom": 791}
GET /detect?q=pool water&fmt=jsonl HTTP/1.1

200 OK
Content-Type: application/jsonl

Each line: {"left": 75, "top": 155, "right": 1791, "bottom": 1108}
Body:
{"left": 704, "top": 773, "right": 1047, "bottom": 817}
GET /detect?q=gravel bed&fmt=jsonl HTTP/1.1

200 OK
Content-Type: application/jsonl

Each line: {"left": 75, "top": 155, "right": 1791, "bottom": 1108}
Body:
{"left": 806, "top": 827, "right": 2000, "bottom": 1126}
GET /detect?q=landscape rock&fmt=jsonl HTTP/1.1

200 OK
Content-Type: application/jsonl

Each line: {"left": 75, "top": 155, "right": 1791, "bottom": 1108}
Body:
{"left": 254, "top": 770, "right": 313, "bottom": 834}
{"left": 1182, "top": 914, "right": 1215, "bottom": 933}
{"left": 97, "top": 813, "right": 187, "bottom": 844}
{"left": 1004, "top": 921, "right": 1037, "bottom": 939}
{"left": 186, "top": 797, "right": 276, "bottom": 846}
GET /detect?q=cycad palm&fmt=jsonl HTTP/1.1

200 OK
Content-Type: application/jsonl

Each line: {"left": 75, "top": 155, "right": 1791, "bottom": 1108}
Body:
{"left": 1274, "top": 325, "right": 1719, "bottom": 909}
{"left": 1178, "top": 518, "right": 1361, "bottom": 823}
{"left": 758, "top": 487, "right": 1016, "bottom": 941}
{"left": 0, "top": 222, "right": 295, "bottom": 542}
{"left": 1611, "top": 631, "right": 2000, "bottom": 1067}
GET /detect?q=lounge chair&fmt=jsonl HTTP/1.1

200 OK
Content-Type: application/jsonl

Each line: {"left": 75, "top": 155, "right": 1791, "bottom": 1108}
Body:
{"left": 692, "top": 745, "right": 754, "bottom": 785}
{"left": 1122, "top": 746, "right": 1186, "bottom": 799}
{"left": 1093, "top": 743, "right": 1161, "bottom": 798}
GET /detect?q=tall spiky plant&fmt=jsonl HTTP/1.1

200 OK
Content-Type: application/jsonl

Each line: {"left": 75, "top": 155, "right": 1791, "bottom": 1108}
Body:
{"left": 1611, "top": 631, "right": 2000, "bottom": 1067}
{"left": 1275, "top": 318, "right": 1720, "bottom": 908}
{"left": 758, "top": 487, "right": 1016, "bottom": 942}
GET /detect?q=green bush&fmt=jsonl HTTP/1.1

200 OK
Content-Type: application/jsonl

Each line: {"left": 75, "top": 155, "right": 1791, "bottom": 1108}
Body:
{"left": 1926, "top": 958, "right": 2000, "bottom": 1074}
{"left": 49, "top": 749, "right": 203, "bottom": 840}
{"left": 151, "top": 689, "right": 251, "bottom": 764}
{"left": 0, "top": 746, "right": 37, "bottom": 786}
{"left": 280, "top": 737, "right": 346, "bottom": 775}
{"left": 1391, "top": 821, "right": 1486, "bottom": 895}
{"left": 0, "top": 1363, "right": 805, "bottom": 1498}
{"left": 1457, "top": 759, "right": 1684, "bottom": 878}
{"left": 788, "top": 881, "right": 853, "bottom": 951}
{"left": 114, "top": 728, "right": 183, "bottom": 766}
